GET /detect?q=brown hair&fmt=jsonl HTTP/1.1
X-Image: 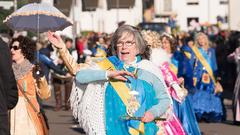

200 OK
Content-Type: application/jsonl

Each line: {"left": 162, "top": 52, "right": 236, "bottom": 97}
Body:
{"left": 11, "top": 36, "right": 36, "bottom": 62}
{"left": 108, "top": 25, "right": 150, "bottom": 60}
{"left": 160, "top": 33, "right": 177, "bottom": 53}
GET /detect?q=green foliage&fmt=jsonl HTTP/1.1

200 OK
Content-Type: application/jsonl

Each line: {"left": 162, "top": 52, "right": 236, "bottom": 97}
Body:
{"left": 0, "top": 0, "right": 36, "bottom": 34}
{"left": 17, "top": 0, "right": 29, "bottom": 9}
{"left": 0, "top": 9, "right": 13, "bottom": 33}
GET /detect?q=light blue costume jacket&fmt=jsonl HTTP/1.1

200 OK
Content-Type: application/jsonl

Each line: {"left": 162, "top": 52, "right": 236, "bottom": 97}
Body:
{"left": 76, "top": 56, "right": 171, "bottom": 135}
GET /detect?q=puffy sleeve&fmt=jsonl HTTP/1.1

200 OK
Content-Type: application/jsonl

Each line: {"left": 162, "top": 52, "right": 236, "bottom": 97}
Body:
{"left": 58, "top": 46, "right": 82, "bottom": 75}
{"left": 76, "top": 69, "right": 107, "bottom": 84}
{"left": 138, "top": 69, "right": 171, "bottom": 117}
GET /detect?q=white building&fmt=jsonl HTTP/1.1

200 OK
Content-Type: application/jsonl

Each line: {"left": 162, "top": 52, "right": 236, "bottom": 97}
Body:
{"left": 229, "top": 0, "right": 240, "bottom": 31}
{"left": 0, "top": 1, "right": 13, "bottom": 10}
{"left": 73, "top": 0, "right": 142, "bottom": 34}
{"left": 154, "top": 0, "right": 229, "bottom": 31}
{"left": 49, "top": 0, "right": 143, "bottom": 37}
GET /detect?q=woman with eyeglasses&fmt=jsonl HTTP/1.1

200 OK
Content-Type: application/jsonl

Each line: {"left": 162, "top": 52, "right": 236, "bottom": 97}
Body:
{"left": 48, "top": 25, "right": 171, "bottom": 135}
{"left": 9, "top": 36, "right": 50, "bottom": 135}
{"left": 141, "top": 30, "right": 200, "bottom": 135}
{"left": 159, "top": 33, "right": 201, "bottom": 135}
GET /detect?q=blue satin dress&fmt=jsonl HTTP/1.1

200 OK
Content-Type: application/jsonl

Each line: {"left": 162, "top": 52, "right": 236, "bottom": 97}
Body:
{"left": 182, "top": 45, "right": 224, "bottom": 122}
{"left": 190, "top": 47, "right": 223, "bottom": 122}
{"left": 172, "top": 50, "right": 201, "bottom": 135}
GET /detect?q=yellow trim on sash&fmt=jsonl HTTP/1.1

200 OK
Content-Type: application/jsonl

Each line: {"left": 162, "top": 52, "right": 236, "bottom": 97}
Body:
{"left": 193, "top": 77, "right": 197, "bottom": 86}
{"left": 129, "top": 128, "right": 139, "bottom": 135}
{"left": 129, "top": 122, "right": 144, "bottom": 135}
{"left": 169, "top": 63, "right": 178, "bottom": 75}
{"left": 95, "top": 48, "right": 107, "bottom": 57}
{"left": 190, "top": 46, "right": 216, "bottom": 84}
{"left": 97, "top": 58, "right": 145, "bottom": 135}
{"left": 97, "top": 59, "right": 130, "bottom": 105}
{"left": 184, "top": 52, "right": 191, "bottom": 59}
{"left": 139, "top": 122, "right": 145, "bottom": 133}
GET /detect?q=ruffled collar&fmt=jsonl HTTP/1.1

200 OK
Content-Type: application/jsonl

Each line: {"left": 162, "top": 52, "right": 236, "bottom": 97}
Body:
{"left": 108, "top": 56, "right": 141, "bottom": 73}
{"left": 12, "top": 59, "right": 33, "bottom": 80}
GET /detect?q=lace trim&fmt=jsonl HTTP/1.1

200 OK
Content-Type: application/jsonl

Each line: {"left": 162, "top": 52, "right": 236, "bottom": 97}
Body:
{"left": 4, "top": 11, "right": 72, "bottom": 24}
{"left": 12, "top": 59, "right": 33, "bottom": 80}
{"left": 70, "top": 65, "right": 106, "bottom": 135}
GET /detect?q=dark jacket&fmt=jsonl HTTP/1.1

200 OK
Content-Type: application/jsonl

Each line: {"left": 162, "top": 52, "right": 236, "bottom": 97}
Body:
{"left": 0, "top": 38, "right": 18, "bottom": 135}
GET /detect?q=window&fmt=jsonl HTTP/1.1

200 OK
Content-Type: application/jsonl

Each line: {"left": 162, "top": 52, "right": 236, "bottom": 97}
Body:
{"left": 187, "top": 17, "right": 199, "bottom": 26}
{"left": 186, "top": 0, "right": 199, "bottom": 5}
{"left": 82, "top": 0, "right": 98, "bottom": 11}
{"left": 220, "top": 0, "right": 228, "bottom": 5}
{"left": 107, "top": 0, "right": 135, "bottom": 10}
{"left": 164, "top": 0, "right": 172, "bottom": 12}
{"left": 54, "top": 0, "right": 59, "bottom": 5}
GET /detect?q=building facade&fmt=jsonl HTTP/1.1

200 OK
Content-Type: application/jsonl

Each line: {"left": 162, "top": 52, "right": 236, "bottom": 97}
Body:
{"left": 229, "top": 0, "right": 240, "bottom": 31}
{"left": 154, "top": 0, "right": 229, "bottom": 31}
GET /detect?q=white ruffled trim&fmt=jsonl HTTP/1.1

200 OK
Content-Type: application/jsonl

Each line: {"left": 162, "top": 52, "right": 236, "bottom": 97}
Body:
{"left": 150, "top": 48, "right": 171, "bottom": 67}
{"left": 70, "top": 64, "right": 106, "bottom": 135}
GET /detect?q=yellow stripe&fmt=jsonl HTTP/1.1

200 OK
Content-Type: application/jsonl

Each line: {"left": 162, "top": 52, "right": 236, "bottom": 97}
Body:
{"left": 129, "top": 122, "right": 144, "bottom": 135}
{"left": 96, "top": 48, "right": 107, "bottom": 57}
{"left": 129, "top": 128, "right": 139, "bottom": 135}
{"left": 97, "top": 59, "right": 131, "bottom": 105}
{"left": 191, "top": 46, "right": 216, "bottom": 84}
{"left": 97, "top": 58, "right": 145, "bottom": 134}
{"left": 139, "top": 122, "right": 145, "bottom": 133}
{"left": 184, "top": 52, "right": 191, "bottom": 59}
{"left": 169, "top": 63, "right": 178, "bottom": 75}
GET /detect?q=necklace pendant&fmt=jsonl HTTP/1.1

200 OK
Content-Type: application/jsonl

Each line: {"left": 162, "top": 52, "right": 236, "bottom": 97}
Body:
{"left": 126, "top": 93, "right": 140, "bottom": 117}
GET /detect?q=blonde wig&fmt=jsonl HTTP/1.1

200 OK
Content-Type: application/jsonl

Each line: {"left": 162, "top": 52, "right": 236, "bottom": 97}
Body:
{"left": 195, "top": 32, "right": 210, "bottom": 48}
{"left": 141, "top": 30, "right": 162, "bottom": 48}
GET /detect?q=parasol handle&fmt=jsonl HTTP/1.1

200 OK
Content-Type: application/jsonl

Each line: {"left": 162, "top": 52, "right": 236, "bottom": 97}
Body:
{"left": 36, "top": 3, "right": 40, "bottom": 63}
{"left": 120, "top": 115, "right": 166, "bottom": 121}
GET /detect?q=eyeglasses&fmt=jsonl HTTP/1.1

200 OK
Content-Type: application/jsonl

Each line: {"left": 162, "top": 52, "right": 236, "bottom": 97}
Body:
{"left": 116, "top": 41, "right": 136, "bottom": 47}
{"left": 10, "top": 45, "right": 20, "bottom": 51}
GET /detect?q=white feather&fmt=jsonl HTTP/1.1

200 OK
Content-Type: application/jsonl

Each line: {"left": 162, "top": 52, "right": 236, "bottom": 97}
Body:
{"left": 150, "top": 48, "right": 171, "bottom": 67}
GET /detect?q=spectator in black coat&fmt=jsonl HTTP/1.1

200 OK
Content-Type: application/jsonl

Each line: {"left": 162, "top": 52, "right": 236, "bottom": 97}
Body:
{"left": 0, "top": 37, "right": 18, "bottom": 135}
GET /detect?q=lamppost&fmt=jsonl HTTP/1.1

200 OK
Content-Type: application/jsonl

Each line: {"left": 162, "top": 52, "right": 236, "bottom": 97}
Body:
{"left": 13, "top": 0, "right": 17, "bottom": 11}
{"left": 228, "top": 0, "right": 231, "bottom": 30}
{"left": 208, "top": 0, "right": 210, "bottom": 23}
{"left": 116, "top": 0, "right": 119, "bottom": 24}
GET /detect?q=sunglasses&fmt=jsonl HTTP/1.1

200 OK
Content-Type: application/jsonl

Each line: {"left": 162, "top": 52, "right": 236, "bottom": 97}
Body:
{"left": 10, "top": 45, "right": 20, "bottom": 51}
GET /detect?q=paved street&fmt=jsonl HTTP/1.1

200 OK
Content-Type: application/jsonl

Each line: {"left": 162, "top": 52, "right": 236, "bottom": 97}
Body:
{"left": 199, "top": 99, "right": 240, "bottom": 135}
{"left": 43, "top": 90, "right": 240, "bottom": 135}
{"left": 43, "top": 90, "right": 85, "bottom": 135}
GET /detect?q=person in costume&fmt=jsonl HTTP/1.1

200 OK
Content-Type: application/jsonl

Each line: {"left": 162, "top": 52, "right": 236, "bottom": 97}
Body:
{"left": 47, "top": 25, "right": 171, "bottom": 135}
{"left": 191, "top": 32, "right": 224, "bottom": 122}
{"left": 141, "top": 30, "right": 186, "bottom": 135}
{"left": 10, "top": 36, "right": 50, "bottom": 135}
{"left": 160, "top": 33, "right": 201, "bottom": 134}
{"left": 89, "top": 35, "right": 108, "bottom": 63}
{"left": 91, "top": 36, "right": 107, "bottom": 58}
{"left": 180, "top": 35, "right": 196, "bottom": 92}
{"left": 142, "top": 30, "right": 201, "bottom": 135}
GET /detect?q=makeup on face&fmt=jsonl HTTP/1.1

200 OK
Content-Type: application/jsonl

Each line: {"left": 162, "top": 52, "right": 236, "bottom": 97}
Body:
{"left": 117, "top": 33, "right": 138, "bottom": 63}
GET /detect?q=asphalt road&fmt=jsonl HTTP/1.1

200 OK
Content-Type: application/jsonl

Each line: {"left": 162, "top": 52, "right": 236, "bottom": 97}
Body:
{"left": 43, "top": 91, "right": 240, "bottom": 135}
